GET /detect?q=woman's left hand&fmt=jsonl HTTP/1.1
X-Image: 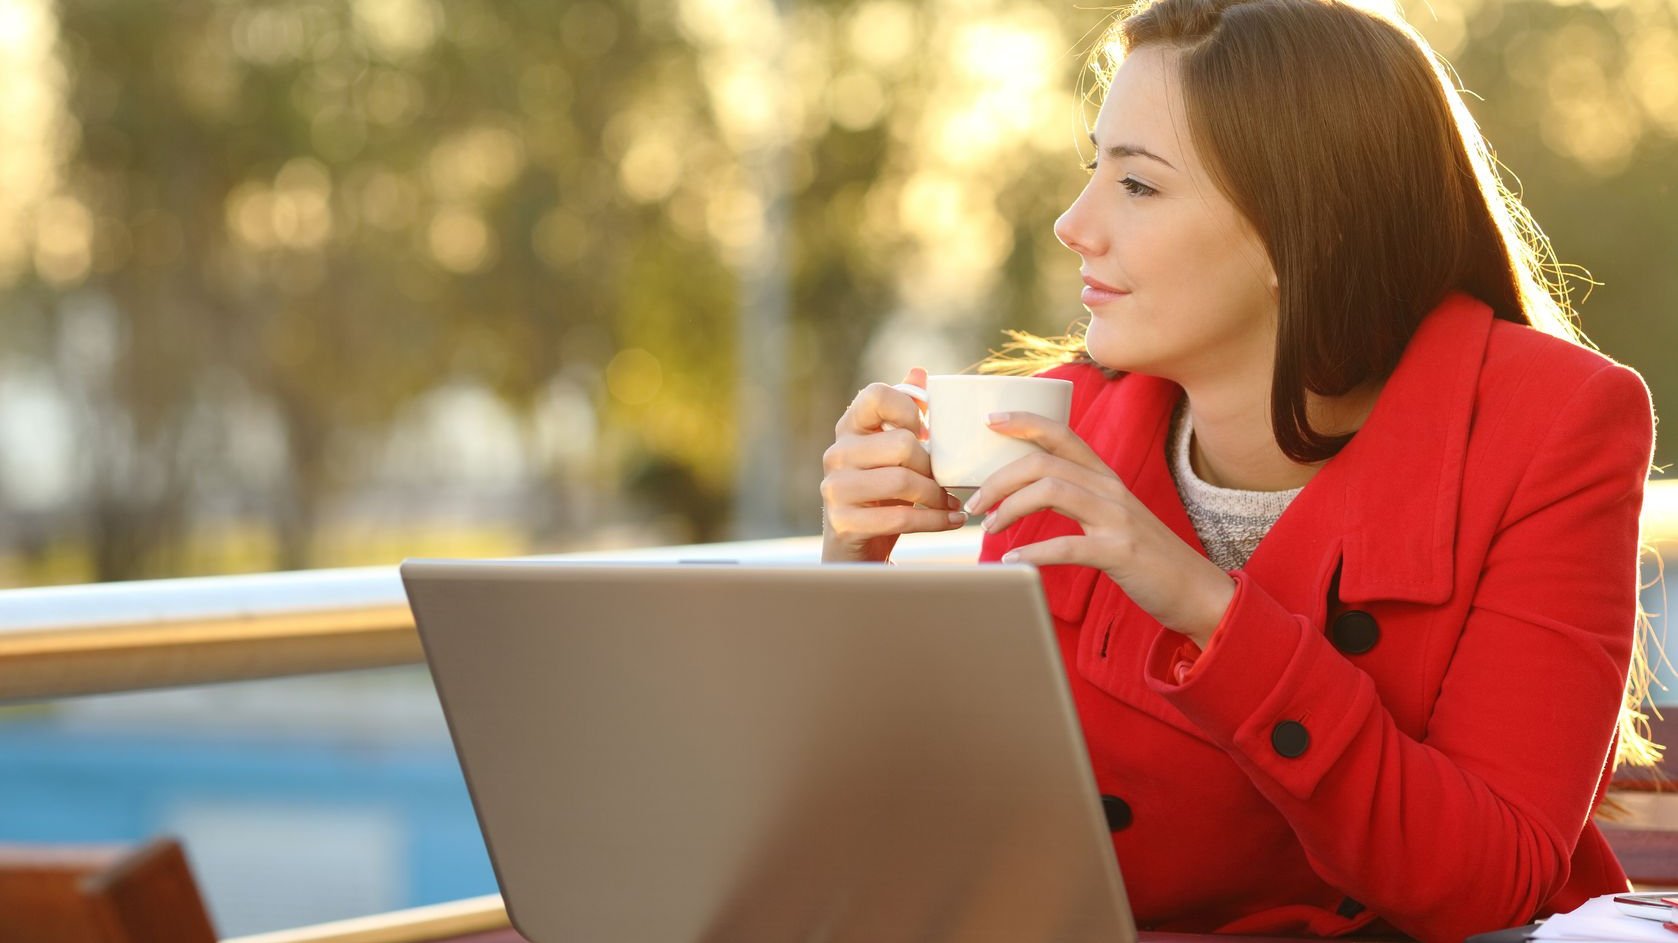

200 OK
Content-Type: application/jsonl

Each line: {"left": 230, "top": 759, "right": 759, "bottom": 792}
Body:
{"left": 971, "top": 410, "right": 1236, "bottom": 648}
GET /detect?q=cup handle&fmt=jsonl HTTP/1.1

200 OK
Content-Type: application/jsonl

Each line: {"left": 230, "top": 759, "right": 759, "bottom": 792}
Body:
{"left": 884, "top": 383, "right": 930, "bottom": 440}
{"left": 891, "top": 383, "right": 928, "bottom": 403}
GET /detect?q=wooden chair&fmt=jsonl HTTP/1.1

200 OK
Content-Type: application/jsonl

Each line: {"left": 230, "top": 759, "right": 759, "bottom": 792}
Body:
{"left": 0, "top": 837, "right": 218, "bottom": 943}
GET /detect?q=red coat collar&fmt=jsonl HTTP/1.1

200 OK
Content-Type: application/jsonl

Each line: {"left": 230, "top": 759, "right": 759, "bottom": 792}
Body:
{"left": 1100, "top": 290, "right": 1494, "bottom": 608}
{"left": 1329, "top": 291, "right": 1492, "bottom": 604}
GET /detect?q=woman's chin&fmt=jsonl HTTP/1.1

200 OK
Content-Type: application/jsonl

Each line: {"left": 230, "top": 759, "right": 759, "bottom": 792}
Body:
{"left": 1086, "top": 341, "right": 1181, "bottom": 381}
{"left": 1083, "top": 331, "right": 1146, "bottom": 374}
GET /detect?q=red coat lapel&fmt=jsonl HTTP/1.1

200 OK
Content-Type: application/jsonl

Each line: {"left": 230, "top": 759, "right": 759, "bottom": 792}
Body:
{"left": 1323, "top": 291, "right": 1492, "bottom": 606}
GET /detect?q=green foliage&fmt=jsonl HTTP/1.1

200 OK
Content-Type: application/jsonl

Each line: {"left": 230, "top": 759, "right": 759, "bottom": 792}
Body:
{"left": 0, "top": 0, "right": 1671, "bottom": 581}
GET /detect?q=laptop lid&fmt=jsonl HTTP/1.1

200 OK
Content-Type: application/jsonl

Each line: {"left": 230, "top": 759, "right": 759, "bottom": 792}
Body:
{"left": 401, "top": 561, "right": 1135, "bottom": 943}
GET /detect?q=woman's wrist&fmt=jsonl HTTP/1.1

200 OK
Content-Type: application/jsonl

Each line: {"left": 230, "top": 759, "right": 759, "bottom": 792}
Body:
{"left": 1180, "top": 568, "right": 1237, "bottom": 648}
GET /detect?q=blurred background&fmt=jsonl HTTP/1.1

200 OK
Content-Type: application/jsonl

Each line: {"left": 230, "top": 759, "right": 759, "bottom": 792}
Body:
{"left": 0, "top": 0, "right": 1671, "bottom": 587}
{"left": 0, "top": 0, "right": 1673, "bottom": 934}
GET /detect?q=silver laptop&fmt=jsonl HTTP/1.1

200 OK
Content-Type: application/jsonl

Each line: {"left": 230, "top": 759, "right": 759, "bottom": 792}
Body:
{"left": 401, "top": 560, "right": 1137, "bottom": 943}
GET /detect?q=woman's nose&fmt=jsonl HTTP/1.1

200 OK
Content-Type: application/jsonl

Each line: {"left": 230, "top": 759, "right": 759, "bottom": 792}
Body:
{"left": 1054, "top": 186, "right": 1103, "bottom": 258}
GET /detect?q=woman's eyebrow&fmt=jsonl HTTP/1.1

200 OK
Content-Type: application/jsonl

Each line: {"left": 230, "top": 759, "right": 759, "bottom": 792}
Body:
{"left": 1088, "top": 133, "right": 1177, "bottom": 171}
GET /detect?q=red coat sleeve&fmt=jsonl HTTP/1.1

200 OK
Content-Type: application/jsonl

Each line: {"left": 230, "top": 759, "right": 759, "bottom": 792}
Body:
{"left": 1142, "top": 362, "right": 1654, "bottom": 942}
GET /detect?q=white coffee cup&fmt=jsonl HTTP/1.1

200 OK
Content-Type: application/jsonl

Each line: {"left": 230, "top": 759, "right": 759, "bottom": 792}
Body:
{"left": 891, "top": 374, "right": 1074, "bottom": 489}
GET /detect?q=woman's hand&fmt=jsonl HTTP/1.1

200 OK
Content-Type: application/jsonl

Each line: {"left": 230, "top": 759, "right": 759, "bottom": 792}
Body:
{"left": 821, "top": 367, "right": 968, "bottom": 563}
{"left": 970, "top": 410, "right": 1236, "bottom": 646}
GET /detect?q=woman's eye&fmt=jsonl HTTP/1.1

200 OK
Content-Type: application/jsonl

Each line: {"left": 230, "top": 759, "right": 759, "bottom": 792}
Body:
{"left": 1083, "top": 158, "right": 1099, "bottom": 174}
{"left": 1120, "top": 177, "right": 1158, "bottom": 197}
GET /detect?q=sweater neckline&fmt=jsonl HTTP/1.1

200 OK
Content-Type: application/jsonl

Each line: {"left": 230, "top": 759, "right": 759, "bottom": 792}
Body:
{"left": 1169, "top": 398, "right": 1304, "bottom": 517}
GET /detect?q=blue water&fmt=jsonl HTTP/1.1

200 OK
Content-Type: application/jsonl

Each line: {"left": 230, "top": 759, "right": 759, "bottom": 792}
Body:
{"left": 0, "top": 702, "right": 497, "bottom": 935}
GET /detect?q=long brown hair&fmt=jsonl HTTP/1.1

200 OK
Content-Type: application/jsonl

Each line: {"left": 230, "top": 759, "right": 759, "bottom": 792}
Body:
{"left": 989, "top": 0, "right": 1586, "bottom": 455}
{"left": 986, "top": 0, "right": 1661, "bottom": 772}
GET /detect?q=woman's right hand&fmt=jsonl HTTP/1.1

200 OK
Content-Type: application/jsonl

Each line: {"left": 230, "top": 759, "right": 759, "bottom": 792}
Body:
{"left": 821, "top": 366, "right": 968, "bottom": 563}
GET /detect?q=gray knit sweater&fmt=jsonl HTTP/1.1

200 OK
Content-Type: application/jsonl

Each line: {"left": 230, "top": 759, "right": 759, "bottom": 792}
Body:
{"left": 1167, "top": 399, "right": 1302, "bottom": 571}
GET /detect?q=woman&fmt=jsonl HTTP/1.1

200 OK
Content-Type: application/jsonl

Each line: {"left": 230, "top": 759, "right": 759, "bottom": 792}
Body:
{"left": 818, "top": 0, "right": 1658, "bottom": 939}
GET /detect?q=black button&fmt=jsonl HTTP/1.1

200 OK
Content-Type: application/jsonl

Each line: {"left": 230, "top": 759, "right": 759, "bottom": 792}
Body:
{"left": 1271, "top": 721, "right": 1310, "bottom": 758}
{"left": 1101, "top": 794, "right": 1132, "bottom": 831}
{"left": 1330, "top": 610, "right": 1379, "bottom": 655}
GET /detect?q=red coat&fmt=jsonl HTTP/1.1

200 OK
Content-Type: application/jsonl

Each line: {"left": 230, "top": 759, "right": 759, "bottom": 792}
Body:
{"left": 978, "top": 291, "right": 1655, "bottom": 942}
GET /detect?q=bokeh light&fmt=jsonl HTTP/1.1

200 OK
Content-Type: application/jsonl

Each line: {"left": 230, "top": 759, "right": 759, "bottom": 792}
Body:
{"left": 606, "top": 348, "right": 664, "bottom": 406}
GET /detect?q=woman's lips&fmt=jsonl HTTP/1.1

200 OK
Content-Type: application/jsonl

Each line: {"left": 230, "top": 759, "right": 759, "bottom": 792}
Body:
{"left": 1081, "top": 275, "right": 1129, "bottom": 307}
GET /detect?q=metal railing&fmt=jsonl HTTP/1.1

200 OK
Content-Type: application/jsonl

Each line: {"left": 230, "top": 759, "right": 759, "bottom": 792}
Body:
{"left": 0, "top": 528, "right": 985, "bottom": 702}
{"left": 221, "top": 894, "right": 508, "bottom": 943}
{"left": 2, "top": 477, "right": 1675, "bottom": 705}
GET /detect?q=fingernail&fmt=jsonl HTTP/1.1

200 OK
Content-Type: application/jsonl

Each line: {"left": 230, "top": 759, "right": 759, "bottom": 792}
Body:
{"left": 1000, "top": 551, "right": 1020, "bottom": 563}
{"left": 945, "top": 493, "right": 962, "bottom": 511}
{"left": 981, "top": 513, "right": 996, "bottom": 532}
{"left": 963, "top": 492, "right": 983, "bottom": 515}
{"left": 947, "top": 511, "right": 968, "bottom": 526}
{"left": 987, "top": 411, "right": 1010, "bottom": 425}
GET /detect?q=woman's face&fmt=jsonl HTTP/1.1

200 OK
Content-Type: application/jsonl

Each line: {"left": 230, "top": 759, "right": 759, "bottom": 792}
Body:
{"left": 1054, "top": 45, "right": 1279, "bottom": 386}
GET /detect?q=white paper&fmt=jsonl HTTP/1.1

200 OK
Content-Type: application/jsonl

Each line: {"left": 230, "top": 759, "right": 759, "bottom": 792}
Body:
{"left": 1532, "top": 894, "right": 1676, "bottom": 942}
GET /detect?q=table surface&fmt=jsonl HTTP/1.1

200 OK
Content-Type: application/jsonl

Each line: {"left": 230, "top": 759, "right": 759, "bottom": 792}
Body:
{"left": 446, "top": 928, "right": 1407, "bottom": 942}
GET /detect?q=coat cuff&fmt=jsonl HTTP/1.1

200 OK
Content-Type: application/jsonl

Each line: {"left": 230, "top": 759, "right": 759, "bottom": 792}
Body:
{"left": 1144, "top": 570, "right": 1381, "bottom": 800}
{"left": 1158, "top": 573, "right": 1239, "bottom": 682}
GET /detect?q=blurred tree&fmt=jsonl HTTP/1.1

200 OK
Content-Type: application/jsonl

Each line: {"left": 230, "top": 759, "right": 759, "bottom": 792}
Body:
{"left": 0, "top": 0, "right": 1670, "bottom": 585}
